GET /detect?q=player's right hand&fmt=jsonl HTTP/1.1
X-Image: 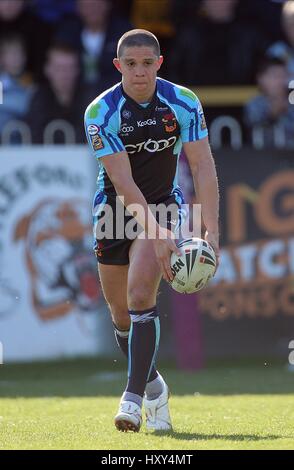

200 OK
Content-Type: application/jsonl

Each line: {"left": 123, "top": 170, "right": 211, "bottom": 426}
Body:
{"left": 152, "top": 228, "right": 181, "bottom": 282}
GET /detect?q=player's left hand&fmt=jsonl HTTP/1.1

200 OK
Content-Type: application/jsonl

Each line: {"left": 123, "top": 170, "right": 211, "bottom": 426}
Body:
{"left": 204, "top": 230, "right": 220, "bottom": 270}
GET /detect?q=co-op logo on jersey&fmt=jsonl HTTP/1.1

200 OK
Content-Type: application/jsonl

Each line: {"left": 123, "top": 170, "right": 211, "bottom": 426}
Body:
{"left": 137, "top": 118, "right": 156, "bottom": 127}
{"left": 125, "top": 136, "right": 177, "bottom": 154}
{"left": 120, "top": 125, "right": 134, "bottom": 133}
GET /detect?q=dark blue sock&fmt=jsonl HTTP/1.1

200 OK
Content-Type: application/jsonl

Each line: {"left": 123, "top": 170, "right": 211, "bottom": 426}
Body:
{"left": 125, "top": 306, "right": 160, "bottom": 397}
{"left": 113, "top": 323, "right": 158, "bottom": 382}
{"left": 113, "top": 323, "right": 129, "bottom": 356}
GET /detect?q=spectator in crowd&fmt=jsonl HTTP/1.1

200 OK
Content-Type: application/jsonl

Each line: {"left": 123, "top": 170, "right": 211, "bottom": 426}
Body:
{"left": 243, "top": 57, "right": 294, "bottom": 148}
{"left": 0, "top": 0, "right": 52, "bottom": 81}
{"left": 130, "top": 0, "right": 175, "bottom": 76}
{"left": 267, "top": 0, "right": 294, "bottom": 79}
{"left": 170, "top": 0, "right": 282, "bottom": 41}
{"left": 167, "top": 0, "right": 270, "bottom": 85}
{"left": 0, "top": 34, "right": 34, "bottom": 140}
{"left": 236, "top": 0, "right": 283, "bottom": 44}
{"left": 55, "top": 0, "right": 133, "bottom": 90}
{"left": 30, "top": 0, "right": 76, "bottom": 24}
{"left": 26, "top": 43, "right": 93, "bottom": 144}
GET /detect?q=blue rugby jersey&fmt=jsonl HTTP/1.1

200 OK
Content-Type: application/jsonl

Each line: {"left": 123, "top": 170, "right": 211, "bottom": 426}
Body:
{"left": 84, "top": 77, "right": 208, "bottom": 204}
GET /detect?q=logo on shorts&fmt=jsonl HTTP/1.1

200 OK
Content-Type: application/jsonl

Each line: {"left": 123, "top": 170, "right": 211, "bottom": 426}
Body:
{"left": 122, "top": 110, "right": 131, "bottom": 119}
{"left": 91, "top": 134, "right": 104, "bottom": 151}
{"left": 87, "top": 124, "right": 100, "bottom": 136}
{"left": 95, "top": 241, "right": 104, "bottom": 257}
{"left": 162, "top": 113, "right": 177, "bottom": 133}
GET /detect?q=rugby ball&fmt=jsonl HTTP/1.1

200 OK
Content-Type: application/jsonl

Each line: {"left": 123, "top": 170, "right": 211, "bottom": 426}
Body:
{"left": 170, "top": 237, "right": 216, "bottom": 294}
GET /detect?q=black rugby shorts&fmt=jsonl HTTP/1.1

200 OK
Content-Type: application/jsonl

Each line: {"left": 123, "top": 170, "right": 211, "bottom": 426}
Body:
{"left": 92, "top": 189, "right": 185, "bottom": 265}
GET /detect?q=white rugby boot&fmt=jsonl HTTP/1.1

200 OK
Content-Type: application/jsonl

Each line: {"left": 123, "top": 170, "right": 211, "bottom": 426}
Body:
{"left": 144, "top": 379, "right": 172, "bottom": 431}
{"left": 114, "top": 400, "right": 142, "bottom": 432}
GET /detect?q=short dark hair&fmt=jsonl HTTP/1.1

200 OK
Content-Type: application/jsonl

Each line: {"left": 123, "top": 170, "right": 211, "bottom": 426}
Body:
{"left": 117, "top": 29, "right": 160, "bottom": 58}
{"left": 47, "top": 41, "right": 78, "bottom": 59}
{"left": 0, "top": 33, "right": 25, "bottom": 52}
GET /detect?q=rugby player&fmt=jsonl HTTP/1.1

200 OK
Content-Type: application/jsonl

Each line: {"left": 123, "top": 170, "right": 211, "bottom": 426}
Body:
{"left": 84, "top": 29, "right": 219, "bottom": 432}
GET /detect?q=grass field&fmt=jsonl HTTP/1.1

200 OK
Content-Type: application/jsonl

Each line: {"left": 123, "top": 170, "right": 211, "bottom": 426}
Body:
{"left": 0, "top": 358, "right": 293, "bottom": 450}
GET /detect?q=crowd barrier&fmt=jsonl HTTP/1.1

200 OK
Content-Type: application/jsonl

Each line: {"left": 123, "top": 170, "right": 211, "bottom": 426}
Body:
{"left": 1, "top": 117, "right": 292, "bottom": 150}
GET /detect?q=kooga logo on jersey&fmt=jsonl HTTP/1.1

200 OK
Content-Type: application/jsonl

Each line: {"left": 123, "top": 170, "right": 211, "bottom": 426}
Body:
{"left": 125, "top": 136, "right": 177, "bottom": 154}
{"left": 137, "top": 118, "right": 156, "bottom": 127}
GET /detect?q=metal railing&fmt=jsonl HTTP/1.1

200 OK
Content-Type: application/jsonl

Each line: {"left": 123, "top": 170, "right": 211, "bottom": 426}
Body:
{"left": 1, "top": 119, "right": 77, "bottom": 145}
{"left": 209, "top": 116, "right": 243, "bottom": 150}
{"left": 0, "top": 117, "right": 292, "bottom": 150}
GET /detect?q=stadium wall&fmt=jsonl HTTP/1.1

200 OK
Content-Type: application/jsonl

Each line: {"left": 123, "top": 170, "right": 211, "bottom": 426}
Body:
{"left": 176, "top": 148, "right": 294, "bottom": 363}
{"left": 0, "top": 146, "right": 293, "bottom": 363}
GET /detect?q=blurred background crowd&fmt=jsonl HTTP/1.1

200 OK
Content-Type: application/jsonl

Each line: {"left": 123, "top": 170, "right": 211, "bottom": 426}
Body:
{"left": 1, "top": 1, "right": 293, "bottom": 366}
{"left": 0, "top": 0, "right": 293, "bottom": 147}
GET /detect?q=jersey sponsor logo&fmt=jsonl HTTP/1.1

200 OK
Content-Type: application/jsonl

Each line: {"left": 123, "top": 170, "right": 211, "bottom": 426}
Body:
{"left": 162, "top": 113, "right": 177, "bottom": 133}
{"left": 137, "top": 118, "right": 156, "bottom": 127}
{"left": 122, "top": 109, "right": 131, "bottom": 119}
{"left": 87, "top": 124, "right": 100, "bottom": 136}
{"left": 155, "top": 106, "right": 169, "bottom": 111}
{"left": 91, "top": 134, "right": 104, "bottom": 150}
{"left": 125, "top": 136, "right": 177, "bottom": 154}
{"left": 120, "top": 125, "right": 134, "bottom": 133}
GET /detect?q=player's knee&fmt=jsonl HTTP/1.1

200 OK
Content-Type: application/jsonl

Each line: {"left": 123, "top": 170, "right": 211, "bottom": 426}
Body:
{"left": 127, "top": 284, "right": 155, "bottom": 311}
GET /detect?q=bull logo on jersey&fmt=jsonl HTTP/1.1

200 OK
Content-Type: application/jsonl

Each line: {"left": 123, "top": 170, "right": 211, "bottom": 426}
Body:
{"left": 162, "top": 113, "right": 177, "bottom": 133}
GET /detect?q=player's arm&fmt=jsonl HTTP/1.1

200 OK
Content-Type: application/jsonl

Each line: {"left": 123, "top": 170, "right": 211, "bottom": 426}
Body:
{"left": 183, "top": 137, "right": 220, "bottom": 262}
{"left": 101, "top": 150, "right": 181, "bottom": 281}
{"left": 177, "top": 87, "right": 219, "bottom": 262}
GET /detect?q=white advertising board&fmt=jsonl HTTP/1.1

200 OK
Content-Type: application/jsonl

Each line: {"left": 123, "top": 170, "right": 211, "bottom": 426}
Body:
{"left": 0, "top": 146, "right": 103, "bottom": 361}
